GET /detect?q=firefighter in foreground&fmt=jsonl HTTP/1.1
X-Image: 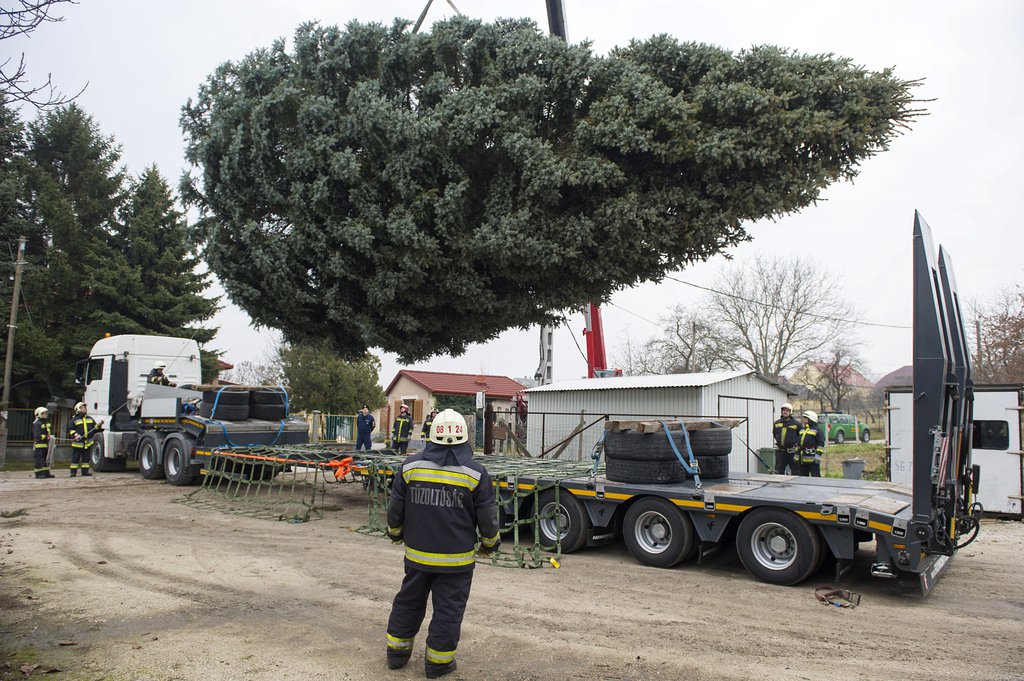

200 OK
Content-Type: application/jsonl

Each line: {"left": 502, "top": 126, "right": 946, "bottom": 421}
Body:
{"left": 797, "top": 410, "right": 826, "bottom": 476}
{"left": 31, "top": 406, "right": 55, "bottom": 479}
{"left": 68, "top": 402, "right": 99, "bottom": 477}
{"left": 385, "top": 409, "right": 500, "bottom": 678}
{"left": 772, "top": 402, "right": 801, "bottom": 474}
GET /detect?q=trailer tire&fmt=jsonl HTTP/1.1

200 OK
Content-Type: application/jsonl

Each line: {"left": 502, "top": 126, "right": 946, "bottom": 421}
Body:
{"left": 694, "top": 455, "right": 729, "bottom": 479}
{"left": 89, "top": 439, "right": 125, "bottom": 473}
{"left": 536, "top": 488, "right": 590, "bottom": 553}
{"left": 163, "top": 435, "right": 197, "bottom": 486}
{"left": 137, "top": 433, "right": 164, "bottom": 480}
{"left": 199, "top": 402, "right": 250, "bottom": 421}
{"left": 604, "top": 426, "right": 732, "bottom": 461}
{"left": 202, "top": 389, "right": 248, "bottom": 405}
{"left": 736, "top": 508, "right": 822, "bottom": 586}
{"left": 622, "top": 497, "right": 696, "bottom": 568}
{"left": 249, "top": 403, "right": 287, "bottom": 420}
{"left": 605, "top": 457, "right": 687, "bottom": 484}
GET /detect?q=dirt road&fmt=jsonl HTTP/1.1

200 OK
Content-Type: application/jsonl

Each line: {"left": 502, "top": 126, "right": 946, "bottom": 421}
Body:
{"left": 1, "top": 471, "right": 1022, "bottom": 681}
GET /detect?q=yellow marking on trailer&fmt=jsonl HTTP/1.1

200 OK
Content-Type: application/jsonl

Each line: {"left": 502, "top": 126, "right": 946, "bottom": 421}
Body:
{"left": 870, "top": 520, "right": 894, "bottom": 533}
{"left": 497, "top": 481, "right": 536, "bottom": 491}
{"left": 671, "top": 499, "right": 706, "bottom": 510}
{"left": 569, "top": 488, "right": 633, "bottom": 501}
{"left": 797, "top": 511, "right": 836, "bottom": 523}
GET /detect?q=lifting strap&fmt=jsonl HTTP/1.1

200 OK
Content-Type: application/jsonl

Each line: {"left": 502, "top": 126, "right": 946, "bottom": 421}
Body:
{"left": 660, "top": 420, "right": 702, "bottom": 489}
{"left": 814, "top": 587, "right": 861, "bottom": 608}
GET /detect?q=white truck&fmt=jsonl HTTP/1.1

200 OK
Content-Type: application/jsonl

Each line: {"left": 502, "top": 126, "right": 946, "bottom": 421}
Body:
{"left": 75, "top": 334, "right": 308, "bottom": 485}
{"left": 887, "top": 384, "right": 1022, "bottom": 517}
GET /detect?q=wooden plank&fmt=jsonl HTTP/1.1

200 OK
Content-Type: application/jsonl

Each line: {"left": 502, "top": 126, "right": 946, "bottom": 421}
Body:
{"left": 604, "top": 418, "right": 742, "bottom": 433}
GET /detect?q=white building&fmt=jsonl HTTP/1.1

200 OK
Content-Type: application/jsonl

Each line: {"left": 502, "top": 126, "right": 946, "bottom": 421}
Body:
{"left": 524, "top": 370, "right": 793, "bottom": 472}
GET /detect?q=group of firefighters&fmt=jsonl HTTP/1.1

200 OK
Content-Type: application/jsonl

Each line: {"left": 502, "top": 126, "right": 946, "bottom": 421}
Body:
{"left": 772, "top": 402, "right": 827, "bottom": 476}
{"left": 356, "top": 403, "right": 442, "bottom": 455}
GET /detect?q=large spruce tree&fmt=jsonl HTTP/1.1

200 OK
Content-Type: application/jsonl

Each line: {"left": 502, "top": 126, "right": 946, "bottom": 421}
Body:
{"left": 182, "top": 17, "right": 922, "bottom": 363}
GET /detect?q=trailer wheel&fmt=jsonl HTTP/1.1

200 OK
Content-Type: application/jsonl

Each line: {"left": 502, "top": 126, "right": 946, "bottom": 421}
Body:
{"left": 89, "top": 439, "right": 125, "bottom": 473}
{"left": 622, "top": 497, "right": 696, "bottom": 568}
{"left": 536, "top": 488, "right": 590, "bottom": 553}
{"left": 736, "top": 508, "right": 822, "bottom": 586}
{"left": 604, "top": 426, "right": 732, "bottom": 461}
{"left": 163, "top": 435, "right": 196, "bottom": 486}
{"left": 694, "top": 455, "right": 729, "bottom": 480}
{"left": 137, "top": 433, "right": 164, "bottom": 480}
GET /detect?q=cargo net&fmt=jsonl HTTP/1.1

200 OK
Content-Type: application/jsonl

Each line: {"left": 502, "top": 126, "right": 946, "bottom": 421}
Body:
{"left": 178, "top": 445, "right": 359, "bottom": 523}
{"left": 355, "top": 452, "right": 601, "bottom": 569}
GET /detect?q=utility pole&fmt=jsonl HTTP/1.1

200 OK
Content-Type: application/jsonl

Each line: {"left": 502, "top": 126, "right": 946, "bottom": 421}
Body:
{"left": 0, "top": 236, "right": 27, "bottom": 468}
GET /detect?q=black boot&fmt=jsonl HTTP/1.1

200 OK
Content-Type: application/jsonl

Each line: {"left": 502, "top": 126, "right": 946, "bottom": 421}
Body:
{"left": 425, "top": 661, "right": 456, "bottom": 679}
{"left": 70, "top": 468, "right": 77, "bottom": 477}
{"left": 387, "top": 650, "right": 410, "bottom": 670}
{"left": 80, "top": 469, "right": 91, "bottom": 477}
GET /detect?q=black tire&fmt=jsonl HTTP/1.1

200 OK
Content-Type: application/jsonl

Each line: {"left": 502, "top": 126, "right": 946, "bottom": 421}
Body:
{"left": 622, "top": 497, "right": 696, "bottom": 568}
{"left": 695, "top": 455, "right": 729, "bottom": 479}
{"left": 604, "top": 426, "right": 731, "bottom": 461}
{"left": 163, "top": 435, "right": 196, "bottom": 486}
{"left": 137, "top": 433, "right": 164, "bottom": 480}
{"left": 202, "top": 389, "right": 249, "bottom": 406}
{"left": 736, "top": 508, "right": 823, "bottom": 586}
{"left": 250, "top": 389, "right": 287, "bottom": 406}
{"left": 199, "top": 402, "right": 250, "bottom": 420}
{"left": 249, "top": 403, "right": 287, "bottom": 420}
{"left": 536, "top": 488, "right": 590, "bottom": 553}
{"left": 860, "top": 429, "right": 870, "bottom": 443}
{"left": 89, "top": 439, "right": 126, "bottom": 473}
{"left": 606, "top": 457, "right": 687, "bottom": 484}
{"left": 834, "top": 429, "right": 845, "bottom": 444}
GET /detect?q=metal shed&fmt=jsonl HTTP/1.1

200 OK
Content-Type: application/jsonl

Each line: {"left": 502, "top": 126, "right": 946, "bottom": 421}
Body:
{"left": 524, "top": 370, "right": 793, "bottom": 472}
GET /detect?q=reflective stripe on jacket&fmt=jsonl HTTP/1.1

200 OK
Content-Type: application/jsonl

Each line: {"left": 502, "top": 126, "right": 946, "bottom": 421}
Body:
{"left": 392, "top": 415, "right": 413, "bottom": 443}
{"left": 773, "top": 415, "right": 801, "bottom": 450}
{"left": 32, "top": 419, "right": 51, "bottom": 449}
{"left": 69, "top": 415, "right": 98, "bottom": 449}
{"left": 798, "top": 425, "right": 825, "bottom": 463}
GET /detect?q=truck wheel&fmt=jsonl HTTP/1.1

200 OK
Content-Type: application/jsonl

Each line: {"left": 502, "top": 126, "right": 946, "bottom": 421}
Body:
{"left": 605, "top": 457, "right": 687, "bottom": 484}
{"left": 163, "top": 435, "right": 196, "bottom": 486}
{"left": 736, "top": 508, "right": 822, "bottom": 586}
{"left": 89, "top": 439, "right": 126, "bottom": 473}
{"left": 860, "top": 429, "right": 870, "bottom": 443}
{"left": 622, "top": 497, "right": 696, "bottom": 568}
{"left": 604, "top": 426, "right": 732, "bottom": 461}
{"left": 536, "top": 488, "right": 590, "bottom": 553}
{"left": 137, "top": 433, "right": 165, "bottom": 480}
{"left": 834, "top": 429, "right": 845, "bottom": 444}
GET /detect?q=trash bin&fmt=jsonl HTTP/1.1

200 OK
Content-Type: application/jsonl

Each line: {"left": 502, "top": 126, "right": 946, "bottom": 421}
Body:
{"left": 757, "top": 448, "right": 777, "bottom": 474}
{"left": 842, "top": 458, "right": 866, "bottom": 480}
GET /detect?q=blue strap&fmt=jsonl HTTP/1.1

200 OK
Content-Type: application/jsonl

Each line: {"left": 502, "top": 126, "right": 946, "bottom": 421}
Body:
{"left": 659, "top": 420, "right": 703, "bottom": 489}
{"left": 590, "top": 429, "right": 607, "bottom": 478}
{"left": 207, "top": 386, "right": 290, "bottom": 449}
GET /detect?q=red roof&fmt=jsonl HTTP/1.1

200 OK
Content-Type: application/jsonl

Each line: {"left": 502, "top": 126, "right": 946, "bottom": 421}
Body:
{"left": 386, "top": 370, "right": 527, "bottom": 399}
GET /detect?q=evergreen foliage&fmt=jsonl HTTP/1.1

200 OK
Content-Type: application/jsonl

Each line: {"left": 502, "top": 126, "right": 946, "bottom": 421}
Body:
{"left": 182, "top": 17, "right": 921, "bottom": 363}
{"left": 0, "top": 101, "right": 219, "bottom": 403}
{"left": 279, "top": 342, "right": 385, "bottom": 414}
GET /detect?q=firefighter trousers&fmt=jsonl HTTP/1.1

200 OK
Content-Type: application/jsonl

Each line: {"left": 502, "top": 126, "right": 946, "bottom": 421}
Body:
{"left": 70, "top": 444, "right": 92, "bottom": 471}
{"left": 386, "top": 565, "right": 473, "bottom": 671}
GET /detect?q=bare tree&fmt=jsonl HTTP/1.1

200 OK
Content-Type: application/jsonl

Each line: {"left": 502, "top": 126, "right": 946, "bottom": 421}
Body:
{"left": 614, "top": 331, "right": 668, "bottom": 376}
{"left": 969, "top": 285, "right": 1024, "bottom": 384}
{"left": 1, "top": 1, "right": 84, "bottom": 109}
{"left": 708, "top": 255, "right": 853, "bottom": 381}
{"left": 803, "top": 340, "right": 866, "bottom": 412}
{"left": 614, "top": 308, "right": 731, "bottom": 376}
{"left": 219, "top": 343, "right": 284, "bottom": 386}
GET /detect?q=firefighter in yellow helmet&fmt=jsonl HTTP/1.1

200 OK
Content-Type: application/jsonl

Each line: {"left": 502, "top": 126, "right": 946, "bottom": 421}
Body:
{"left": 31, "top": 407, "right": 55, "bottom": 478}
{"left": 797, "top": 410, "right": 826, "bottom": 477}
{"left": 385, "top": 409, "right": 500, "bottom": 678}
{"left": 147, "top": 361, "right": 176, "bottom": 387}
{"left": 68, "top": 402, "right": 99, "bottom": 477}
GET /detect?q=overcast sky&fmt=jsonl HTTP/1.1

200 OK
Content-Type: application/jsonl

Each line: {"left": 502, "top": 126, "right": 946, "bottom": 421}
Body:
{"left": 8, "top": 0, "right": 1023, "bottom": 386}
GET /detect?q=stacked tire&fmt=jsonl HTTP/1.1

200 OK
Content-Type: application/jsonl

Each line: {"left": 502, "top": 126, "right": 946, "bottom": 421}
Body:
{"left": 249, "top": 388, "right": 288, "bottom": 420}
{"left": 199, "top": 389, "right": 250, "bottom": 420}
{"left": 603, "top": 425, "right": 731, "bottom": 484}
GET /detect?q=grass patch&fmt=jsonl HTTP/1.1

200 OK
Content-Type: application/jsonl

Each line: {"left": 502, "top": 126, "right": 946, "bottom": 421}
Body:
{"left": 0, "top": 508, "right": 28, "bottom": 518}
{"left": 821, "top": 442, "right": 887, "bottom": 480}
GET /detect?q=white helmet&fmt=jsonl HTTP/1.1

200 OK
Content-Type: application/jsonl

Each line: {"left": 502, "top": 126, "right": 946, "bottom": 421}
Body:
{"left": 803, "top": 410, "right": 818, "bottom": 423}
{"left": 781, "top": 403, "right": 793, "bottom": 411}
{"left": 74, "top": 402, "right": 87, "bottom": 413}
{"left": 154, "top": 361, "right": 167, "bottom": 369}
{"left": 34, "top": 406, "right": 48, "bottom": 418}
{"left": 430, "top": 409, "right": 468, "bottom": 445}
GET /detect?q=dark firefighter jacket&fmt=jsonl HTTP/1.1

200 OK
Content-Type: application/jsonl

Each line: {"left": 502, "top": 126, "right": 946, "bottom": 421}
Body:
{"left": 392, "top": 413, "right": 414, "bottom": 443}
{"left": 147, "top": 368, "right": 171, "bottom": 386}
{"left": 32, "top": 418, "right": 51, "bottom": 449}
{"left": 421, "top": 414, "right": 436, "bottom": 439}
{"left": 357, "top": 412, "right": 375, "bottom": 434}
{"left": 387, "top": 441, "right": 500, "bottom": 572}
{"left": 798, "top": 424, "right": 826, "bottom": 463}
{"left": 69, "top": 414, "right": 98, "bottom": 449}
{"left": 773, "top": 415, "right": 801, "bottom": 451}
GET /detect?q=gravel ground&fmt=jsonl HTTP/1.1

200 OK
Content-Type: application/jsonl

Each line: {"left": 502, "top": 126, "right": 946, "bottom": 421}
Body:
{"left": 1, "top": 470, "right": 1022, "bottom": 681}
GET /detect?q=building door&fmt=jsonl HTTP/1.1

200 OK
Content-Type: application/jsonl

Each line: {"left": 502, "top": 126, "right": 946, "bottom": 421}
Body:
{"left": 718, "top": 396, "right": 776, "bottom": 473}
